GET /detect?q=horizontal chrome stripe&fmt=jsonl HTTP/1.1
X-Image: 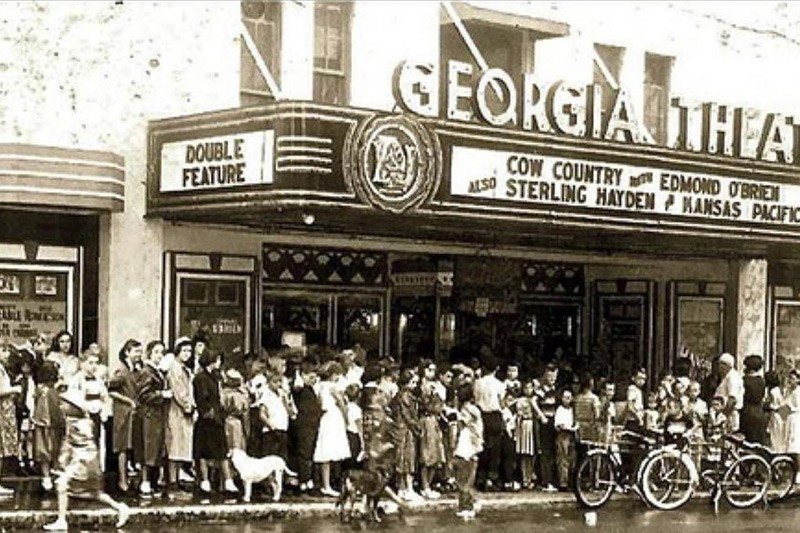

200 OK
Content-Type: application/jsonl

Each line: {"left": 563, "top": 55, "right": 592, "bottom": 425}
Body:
{"left": 275, "top": 165, "right": 333, "bottom": 174}
{"left": 0, "top": 169, "right": 125, "bottom": 188}
{"left": 276, "top": 155, "right": 332, "bottom": 165}
{"left": 276, "top": 136, "right": 333, "bottom": 145}
{"left": 275, "top": 146, "right": 334, "bottom": 155}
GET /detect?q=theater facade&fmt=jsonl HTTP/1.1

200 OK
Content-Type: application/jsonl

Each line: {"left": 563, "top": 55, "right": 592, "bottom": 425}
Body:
{"left": 145, "top": 57, "right": 800, "bottom": 381}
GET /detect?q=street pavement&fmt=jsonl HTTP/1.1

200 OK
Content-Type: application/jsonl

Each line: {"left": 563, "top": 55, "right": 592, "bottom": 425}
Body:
{"left": 0, "top": 478, "right": 577, "bottom": 529}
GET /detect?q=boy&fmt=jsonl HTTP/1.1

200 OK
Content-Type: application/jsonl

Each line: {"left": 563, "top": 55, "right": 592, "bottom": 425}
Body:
{"left": 554, "top": 389, "right": 578, "bottom": 491}
{"left": 453, "top": 384, "right": 483, "bottom": 520}
{"left": 43, "top": 389, "right": 129, "bottom": 531}
{"left": 67, "top": 349, "right": 109, "bottom": 446}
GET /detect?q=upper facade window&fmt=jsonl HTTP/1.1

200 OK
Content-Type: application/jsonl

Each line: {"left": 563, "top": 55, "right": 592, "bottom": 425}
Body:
{"left": 644, "top": 53, "right": 673, "bottom": 145}
{"left": 313, "top": 2, "right": 352, "bottom": 105}
{"left": 240, "top": 0, "right": 282, "bottom": 107}
{"left": 592, "top": 43, "right": 625, "bottom": 125}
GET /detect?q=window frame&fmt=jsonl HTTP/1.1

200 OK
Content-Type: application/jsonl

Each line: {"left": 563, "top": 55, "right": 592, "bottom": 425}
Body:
{"left": 240, "top": 0, "right": 282, "bottom": 106}
{"left": 313, "top": 1, "right": 352, "bottom": 106}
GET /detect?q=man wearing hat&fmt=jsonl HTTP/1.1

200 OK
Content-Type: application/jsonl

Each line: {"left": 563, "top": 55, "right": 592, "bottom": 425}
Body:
{"left": 714, "top": 353, "right": 744, "bottom": 433}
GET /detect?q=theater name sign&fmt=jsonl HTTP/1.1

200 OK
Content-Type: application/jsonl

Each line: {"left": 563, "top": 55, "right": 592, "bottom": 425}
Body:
{"left": 386, "top": 60, "right": 800, "bottom": 227}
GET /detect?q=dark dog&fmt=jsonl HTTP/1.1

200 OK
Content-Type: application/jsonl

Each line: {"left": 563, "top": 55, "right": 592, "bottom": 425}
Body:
{"left": 337, "top": 469, "right": 393, "bottom": 522}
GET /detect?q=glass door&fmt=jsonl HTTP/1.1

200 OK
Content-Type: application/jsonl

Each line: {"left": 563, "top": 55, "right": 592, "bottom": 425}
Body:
{"left": 336, "top": 293, "right": 383, "bottom": 357}
{"left": 262, "top": 290, "right": 331, "bottom": 350}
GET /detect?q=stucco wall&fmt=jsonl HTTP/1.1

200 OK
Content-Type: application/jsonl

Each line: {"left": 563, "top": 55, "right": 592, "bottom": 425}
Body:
{"left": 0, "top": 1, "right": 241, "bottom": 358}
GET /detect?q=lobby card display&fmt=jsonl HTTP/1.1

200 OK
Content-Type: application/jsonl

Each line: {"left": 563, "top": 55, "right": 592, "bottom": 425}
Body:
{"left": 677, "top": 297, "right": 724, "bottom": 366}
{"left": 0, "top": 268, "right": 70, "bottom": 344}
{"left": 775, "top": 300, "right": 800, "bottom": 374}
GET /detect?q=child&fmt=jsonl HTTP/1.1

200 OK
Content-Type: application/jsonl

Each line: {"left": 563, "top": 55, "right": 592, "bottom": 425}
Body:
{"left": 418, "top": 362, "right": 445, "bottom": 499}
{"left": 644, "top": 392, "right": 661, "bottom": 434}
{"left": 313, "top": 361, "right": 351, "bottom": 497}
{"left": 514, "top": 381, "right": 541, "bottom": 489}
{"left": 259, "top": 371, "right": 291, "bottom": 462}
{"left": 663, "top": 397, "right": 693, "bottom": 446}
{"left": 454, "top": 383, "right": 483, "bottom": 520}
{"left": 67, "top": 349, "right": 109, "bottom": 445}
{"left": 504, "top": 364, "right": 521, "bottom": 392}
{"left": 13, "top": 348, "right": 36, "bottom": 475}
{"left": 42, "top": 389, "right": 129, "bottom": 531}
{"left": 765, "top": 371, "right": 784, "bottom": 452}
{"left": 221, "top": 368, "right": 250, "bottom": 492}
{"left": 685, "top": 381, "right": 708, "bottom": 430}
{"left": 343, "top": 383, "right": 364, "bottom": 472}
{"left": 554, "top": 389, "right": 578, "bottom": 491}
{"left": 0, "top": 343, "right": 21, "bottom": 494}
{"left": 391, "top": 369, "right": 422, "bottom": 503}
{"left": 501, "top": 385, "right": 520, "bottom": 491}
{"left": 32, "top": 361, "right": 62, "bottom": 492}
{"left": 597, "top": 381, "right": 617, "bottom": 445}
{"left": 291, "top": 362, "right": 321, "bottom": 492}
{"left": 657, "top": 371, "right": 676, "bottom": 405}
{"left": 705, "top": 395, "right": 728, "bottom": 463}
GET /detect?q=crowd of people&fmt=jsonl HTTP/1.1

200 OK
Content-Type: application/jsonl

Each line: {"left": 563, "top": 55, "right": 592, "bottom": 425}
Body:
{"left": 0, "top": 330, "right": 799, "bottom": 524}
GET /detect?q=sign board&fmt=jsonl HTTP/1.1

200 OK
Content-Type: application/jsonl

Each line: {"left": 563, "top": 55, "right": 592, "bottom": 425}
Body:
{"left": 0, "top": 270, "right": 70, "bottom": 344}
{"left": 160, "top": 131, "right": 274, "bottom": 192}
{"left": 451, "top": 146, "right": 800, "bottom": 227}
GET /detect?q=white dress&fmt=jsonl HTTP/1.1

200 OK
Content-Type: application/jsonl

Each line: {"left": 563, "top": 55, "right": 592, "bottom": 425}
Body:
{"left": 767, "top": 386, "right": 785, "bottom": 453}
{"left": 782, "top": 387, "right": 800, "bottom": 454}
{"left": 313, "top": 381, "right": 351, "bottom": 463}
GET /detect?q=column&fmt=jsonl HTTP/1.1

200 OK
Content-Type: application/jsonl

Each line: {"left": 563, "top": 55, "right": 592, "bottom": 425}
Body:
{"left": 736, "top": 259, "right": 768, "bottom": 366}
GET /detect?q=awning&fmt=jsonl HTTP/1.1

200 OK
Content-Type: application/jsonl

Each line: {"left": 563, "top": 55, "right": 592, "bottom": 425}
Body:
{"left": 451, "top": 2, "right": 570, "bottom": 38}
{"left": 0, "top": 144, "right": 125, "bottom": 213}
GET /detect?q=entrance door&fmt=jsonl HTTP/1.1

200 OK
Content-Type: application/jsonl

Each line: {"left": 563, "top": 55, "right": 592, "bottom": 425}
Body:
{"left": 593, "top": 280, "right": 655, "bottom": 381}
{"left": 518, "top": 302, "right": 581, "bottom": 374}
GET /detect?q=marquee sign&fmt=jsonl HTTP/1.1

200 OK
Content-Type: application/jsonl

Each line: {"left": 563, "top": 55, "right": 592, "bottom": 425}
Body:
{"left": 160, "top": 131, "right": 274, "bottom": 192}
{"left": 395, "top": 60, "right": 800, "bottom": 165}
{"left": 450, "top": 146, "right": 800, "bottom": 225}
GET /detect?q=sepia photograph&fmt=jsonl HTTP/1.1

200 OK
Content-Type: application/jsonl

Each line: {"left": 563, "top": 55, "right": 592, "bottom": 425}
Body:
{"left": 0, "top": 0, "right": 799, "bottom": 531}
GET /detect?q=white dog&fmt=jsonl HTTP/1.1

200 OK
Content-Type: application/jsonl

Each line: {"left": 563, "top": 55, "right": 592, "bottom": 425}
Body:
{"left": 229, "top": 448, "right": 297, "bottom": 502}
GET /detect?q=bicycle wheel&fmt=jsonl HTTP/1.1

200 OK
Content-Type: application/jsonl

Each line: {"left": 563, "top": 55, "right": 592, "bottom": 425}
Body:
{"left": 574, "top": 450, "right": 616, "bottom": 508}
{"left": 722, "top": 454, "right": 770, "bottom": 508}
{"left": 768, "top": 455, "right": 796, "bottom": 502}
{"left": 641, "top": 450, "right": 696, "bottom": 510}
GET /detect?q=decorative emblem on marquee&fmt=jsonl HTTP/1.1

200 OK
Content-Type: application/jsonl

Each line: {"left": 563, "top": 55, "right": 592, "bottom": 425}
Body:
{"left": 344, "top": 114, "right": 441, "bottom": 213}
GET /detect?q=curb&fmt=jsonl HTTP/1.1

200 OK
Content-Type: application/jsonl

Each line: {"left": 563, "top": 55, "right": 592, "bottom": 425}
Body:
{"left": 0, "top": 493, "right": 582, "bottom": 529}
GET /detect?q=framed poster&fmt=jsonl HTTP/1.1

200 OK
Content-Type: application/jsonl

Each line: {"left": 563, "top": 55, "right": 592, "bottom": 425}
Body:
{"left": 0, "top": 265, "right": 73, "bottom": 345}
{"left": 176, "top": 273, "right": 251, "bottom": 356}
{"left": 677, "top": 297, "right": 724, "bottom": 365}
{"left": 774, "top": 300, "right": 800, "bottom": 374}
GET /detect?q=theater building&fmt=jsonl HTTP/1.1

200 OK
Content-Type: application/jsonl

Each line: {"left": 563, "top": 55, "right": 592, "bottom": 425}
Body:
{"left": 5, "top": 1, "right": 800, "bottom": 379}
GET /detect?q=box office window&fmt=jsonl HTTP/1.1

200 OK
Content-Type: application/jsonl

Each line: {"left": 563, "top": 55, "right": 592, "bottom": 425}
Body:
{"left": 0, "top": 268, "right": 71, "bottom": 344}
{"left": 313, "top": 1, "right": 351, "bottom": 105}
{"left": 241, "top": 0, "right": 282, "bottom": 106}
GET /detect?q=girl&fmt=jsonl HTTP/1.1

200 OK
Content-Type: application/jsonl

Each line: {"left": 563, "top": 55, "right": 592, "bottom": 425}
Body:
{"left": 419, "top": 360, "right": 445, "bottom": 499}
{"left": 32, "top": 361, "right": 62, "bottom": 492}
{"left": 780, "top": 369, "right": 800, "bottom": 483}
{"left": 42, "top": 389, "right": 129, "bottom": 531}
{"left": 193, "top": 351, "right": 234, "bottom": 493}
{"left": 136, "top": 340, "right": 171, "bottom": 496}
{"left": 392, "top": 369, "right": 422, "bottom": 503}
{"left": 47, "top": 331, "right": 79, "bottom": 390}
{"left": 13, "top": 348, "right": 36, "bottom": 475}
{"left": 765, "top": 371, "right": 784, "bottom": 452}
{"left": 313, "top": 361, "right": 350, "bottom": 497}
{"left": 0, "top": 343, "right": 20, "bottom": 494}
{"left": 108, "top": 339, "right": 142, "bottom": 493}
{"left": 514, "top": 381, "right": 541, "bottom": 490}
{"left": 221, "top": 368, "right": 250, "bottom": 453}
{"left": 165, "top": 339, "right": 195, "bottom": 494}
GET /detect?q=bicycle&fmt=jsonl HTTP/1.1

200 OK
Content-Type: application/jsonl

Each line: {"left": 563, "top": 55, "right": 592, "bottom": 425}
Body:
{"left": 573, "top": 427, "right": 659, "bottom": 508}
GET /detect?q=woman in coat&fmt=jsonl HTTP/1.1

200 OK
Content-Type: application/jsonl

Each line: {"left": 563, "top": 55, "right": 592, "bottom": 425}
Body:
{"left": 165, "top": 338, "right": 195, "bottom": 492}
{"left": 107, "top": 339, "right": 142, "bottom": 493}
{"left": 193, "top": 351, "right": 233, "bottom": 493}
{"left": 740, "top": 354, "right": 768, "bottom": 445}
{"left": 136, "top": 340, "right": 171, "bottom": 496}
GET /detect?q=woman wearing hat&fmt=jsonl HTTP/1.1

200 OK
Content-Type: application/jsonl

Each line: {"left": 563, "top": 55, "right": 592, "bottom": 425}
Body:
{"left": 42, "top": 388, "right": 129, "bottom": 531}
{"left": 740, "top": 354, "right": 768, "bottom": 445}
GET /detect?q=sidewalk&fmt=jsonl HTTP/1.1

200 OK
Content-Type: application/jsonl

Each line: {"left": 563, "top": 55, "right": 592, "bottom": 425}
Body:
{"left": 0, "top": 480, "right": 580, "bottom": 529}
